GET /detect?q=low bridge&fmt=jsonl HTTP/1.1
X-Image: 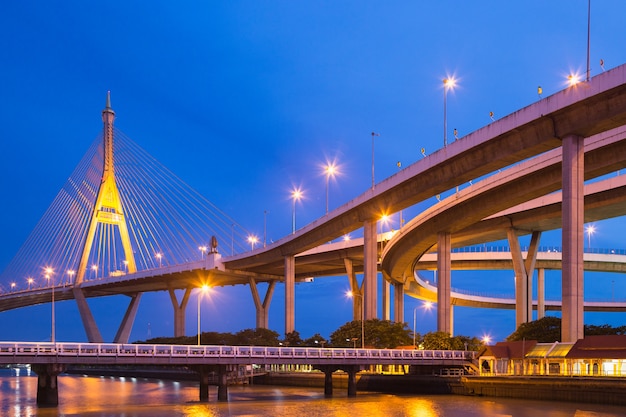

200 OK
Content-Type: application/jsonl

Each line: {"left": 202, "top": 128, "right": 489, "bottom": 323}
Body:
{"left": 0, "top": 342, "right": 473, "bottom": 405}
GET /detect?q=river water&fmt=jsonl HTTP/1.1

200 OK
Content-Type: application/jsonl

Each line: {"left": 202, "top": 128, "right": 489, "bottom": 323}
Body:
{"left": 1, "top": 369, "right": 626, "bottom": 417}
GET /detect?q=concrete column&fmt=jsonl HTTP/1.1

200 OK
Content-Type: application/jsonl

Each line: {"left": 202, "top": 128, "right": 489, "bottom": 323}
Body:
{"left": 537, "top": 268, "right": 545, "bottom": 319}
{"left": 114, "top": 293, "right": 142, "bottom": 343}
{"left": 169, "top": 287, "right": 191, "bottom": 338}
{"left": 393, "top": 282, "right": 405, "bottom": 323}
{"left": 508, "top": 229, "right": 529, "bottom": 326}
{"left": 363, "top": 219, "right": 377, "bottom": 320}
{"left": 33, "top": 364, "right": 66, "bottom": 407}
{"left": 73, "top": 287, "right": 103, "bottom": 343}
{"left": 346, "top": 366, "right": 359, "bottom": 397}
{"left": 249, "top": 278, "right": 276, "bottom": 329}
{"left": 562, "top": 134, "right": 585, "bottom": 343}
{"left": 437, "top": 232, "right": 452, "bottom": 335}
{"left": 323, "top": 368, "right": 333, "bottom": 397}
{"left": 217, "top": 365, "right": 229, "bottom": 402}
{"left": 382, "top": 277, "right": 390, "bottom": 321}
{"left": 285, "top": 255, "right": 296, "bottom": 334}
{"left": 197, "top": 365, "right": 211, "bottom": 401}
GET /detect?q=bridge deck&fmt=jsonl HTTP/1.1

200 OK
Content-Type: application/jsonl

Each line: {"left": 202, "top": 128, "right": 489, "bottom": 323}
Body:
{"left": 0, "top": 342, "right": 473, "bottom": 367}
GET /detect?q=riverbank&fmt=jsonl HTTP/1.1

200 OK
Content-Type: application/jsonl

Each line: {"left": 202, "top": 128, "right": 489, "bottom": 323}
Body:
{"left": 255, "top": 372, "right": 626, "bottom": 406}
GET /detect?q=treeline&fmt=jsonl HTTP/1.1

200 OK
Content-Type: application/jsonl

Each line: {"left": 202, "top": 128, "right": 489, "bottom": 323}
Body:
{"left": 506, "top": 316, "right": 626, "bottom": 343}
{"left": 135, "top": 318, "right": 485, "bottom": 351}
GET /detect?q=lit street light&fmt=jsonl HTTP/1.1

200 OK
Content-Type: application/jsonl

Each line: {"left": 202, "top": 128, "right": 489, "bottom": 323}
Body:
{"left": 197, "top": 284, "right": 210, "bottom": 346}
{"left": 291, "top": 188, "right": 303, "bottom": 234}
{"left": 91, "top": 265, "right": 98, "bottom": 279}
{"left": 585, "top": 224, "right": 596, "bottom": 249}
{"left": 247, "top": 234, "right": 259, "bottom": 250}
{"left": 156, "top": 253, "right": 163, "bottom": 267}
{"left": 199, "top": 246, "right": 208, "bottom": 259}
{"left": 347, "top": 290, "right": 364, "bottom": 348}
{"left": 324, "top": 162, "right": 338, "bottom": 215}
{"left": 27, "top": 277, "right": 34, "bottom": 290}
{"left": 44, "top": 267, "right": 55, "bottom": 344}
{"left": 443, "top": 77, "right": 456, "bottom": 147}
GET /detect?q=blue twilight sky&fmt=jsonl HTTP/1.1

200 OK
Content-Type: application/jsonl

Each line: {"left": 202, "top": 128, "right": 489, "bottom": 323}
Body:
{"left": 1, "top": 1, "right": 626, "bottom": 344}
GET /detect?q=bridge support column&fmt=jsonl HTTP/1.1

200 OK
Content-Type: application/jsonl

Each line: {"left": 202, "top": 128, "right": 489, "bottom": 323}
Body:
{"left": 346, "top": 366, "right": 359, "bottom": 397}
{"left": 197, "top": 365, "right": 211, "bottom": 401}
{"left": 537, "top": 268, "right": 545, "bottom": 319}
{"left": 249, "top": 278, "right": 276, "bottom": 329}
{"left": 363, "top": 219, "right": 377, "bottom": 319}
{"left": 73, "top": 287, "right": 104, "bottom": 343}
{"left": 562, "top": 134, "right": 585, "bottom": 343}
{"left": 344, "top": 258, "right": 363, "bottom": 321}
{"left": 508, "top": 229, "right": 541, "bottom": 327}
{"left": 169, "top": 287, "right": 192, "bottom": 338}
{"left": 285, "top": 255, "right": 295, "bottom": 334}
{"left": 437, "top": 232, "right": 452, "bottom": 335}
{"left": 33, "top": 364, "right": 66, "bottom": 407}
{"left": 394, "top": 282, "right": 404, "bottom": 323}
{"left": 217, "top": 365, "right": 230, "bottom": 402}
{"left": 114, "top": 293, "right": 142, "bottom": 343}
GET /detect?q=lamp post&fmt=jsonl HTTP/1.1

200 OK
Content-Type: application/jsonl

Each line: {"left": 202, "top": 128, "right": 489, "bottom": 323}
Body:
{"left": 247, "top": 235, "right": 259, "bottom": 250}
{"left": 443, "top": 77, "right": 456, "bottom": 147}
{"left": 371, "top": 132, "right": 380, "bottom": 189}
{"left": 199, "top": 246, "right": 208, "bottom": 260}
{"left": 27, "top": 277, "right": 34, "bottom": 290}
{"left": 156, "top": 253, "right": 163, "bottom": 267}
{"left": 291, "top": 188, "right": 303, "bottom": 234}
{"left": 585, "top": 224, "right": 596, "bottom": 249}
{"left": 324, "top": 162, "right": 337, "bottom": 215}
{"left": 347, "top": 290, "right": 365, "bottom": 348}
{"left": 197, "top": 285, "right": 209, "bottom": 346}
{"left": 44, "top": 267, "right": 55, "bottom": 344}
{"left": 413, "top": 305, "right": 419, "bottom": 348}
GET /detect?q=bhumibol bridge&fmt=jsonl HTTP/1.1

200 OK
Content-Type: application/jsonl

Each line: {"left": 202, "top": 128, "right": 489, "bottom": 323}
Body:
{"left": 3, "top": 64, "right": 626, "bottom": 350}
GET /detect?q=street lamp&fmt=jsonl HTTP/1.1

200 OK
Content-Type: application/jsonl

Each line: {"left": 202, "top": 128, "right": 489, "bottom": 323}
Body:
{"left": 10, "top": 282, "right": 16, "bottom": 292}
{"left": 247, "top": 235, "right": 259, "bottom": 250}
{"left": 443, "top": 77, "right": 456, "bottom": 147}
{"left": 199, "top": 246, "right": 208, "bottom": 259}
{"left": 324, "top": 162, "right": 338, "bottom": 215}
{"left": 585, "top": 224, "right": 596, "bottom": 249}
{"left": 371, "top": 132, "right": 380, "bottom": 189}
{"left": 123, "top": 260, "right": 129, "bottom": 273}
{"left": 156, "top": 253, "right": 163, "bottom": 267}
{"left": 44, "top": 267, "right": 55, "bottom": 344}
{"left": 413, "top": 305, "right": 419, "bottom": 348}
{"left": 291, "top": 188, "right": 303, "bottom": 234}
{"left": 347, "top": 290, "right": 365, "bottom": 348}
{"left": 91, "top": 265, "right": 98, "bottom": 279}
{"left": 67, "top": 270, "right": 75, "bottom": 285}
{"left": 197, "top": 284, "right": 210, "bottom": 346}
{"left": 27, "top": 277, "right": 34, "bottom": 290}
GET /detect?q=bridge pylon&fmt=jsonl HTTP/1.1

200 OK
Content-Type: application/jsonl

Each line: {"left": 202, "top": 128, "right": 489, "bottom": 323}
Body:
{"left": 75, "top": 92, "right": 137, "bottom": 284}
{"left": 72, "top": 92, "right": 139, "bottom": 343}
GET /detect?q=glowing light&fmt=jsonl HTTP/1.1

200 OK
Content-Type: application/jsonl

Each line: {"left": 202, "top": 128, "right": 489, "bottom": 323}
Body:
{"left": 423, "top": 301, "right": 434, "bottom": 310}
{"left": 343, "top": 234, "right": 351, "bottom": 241}
{"left": 247, "top": 234, "right": 259, "bottom": 250}
{"left": 567, "top": 73, "right": 581, "bottom": 86}
{"left": 481, "top": 335, "right": 492, "bottom": 345}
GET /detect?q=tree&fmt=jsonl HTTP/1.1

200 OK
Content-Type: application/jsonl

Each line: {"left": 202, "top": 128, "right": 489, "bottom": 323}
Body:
{"left": 329, "top": 319, "right": 412, "bottom": 348}
{"left": 506, "top": 317, "right": 562, "bottom": 342}
{"left": 303, "top": 333, "right": 327, "bottom": 347}
{"left": 420, "top": 332, "right": 484, "bottom": 351}
{"left": 282, "top": 331, "right": 303, "bottom": 347}
{"left": 232, "top": 328, "right": 280, "bottom": 346}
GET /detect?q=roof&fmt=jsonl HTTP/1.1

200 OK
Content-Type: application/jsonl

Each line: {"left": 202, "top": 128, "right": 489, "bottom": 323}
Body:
{"left": 566, "top": 335, "right": 626, "bottom": 359}
{"left": 481, "top": 340, "right": 537, "bottom": 359}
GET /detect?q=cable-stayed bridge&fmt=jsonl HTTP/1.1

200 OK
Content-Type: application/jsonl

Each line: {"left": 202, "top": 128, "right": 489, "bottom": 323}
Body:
{"left": 2, "top": 64, "right": 626, "bottom": 346}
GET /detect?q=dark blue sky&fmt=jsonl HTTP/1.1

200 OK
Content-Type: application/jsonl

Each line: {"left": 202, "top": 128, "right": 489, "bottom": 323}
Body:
{"left": 1, "top": 1, "right": 626, "bottom": 343}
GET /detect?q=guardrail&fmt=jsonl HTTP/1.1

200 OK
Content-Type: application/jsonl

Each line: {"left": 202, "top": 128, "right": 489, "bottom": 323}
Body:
{"left": 0, "top": 342, "right": 474, "bottom": 363}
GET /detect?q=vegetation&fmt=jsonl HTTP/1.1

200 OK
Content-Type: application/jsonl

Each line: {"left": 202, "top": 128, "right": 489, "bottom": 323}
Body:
{"left": 506, "top": 317, "right": 626, "bottom": 342}
{"left": 421, "top": 331, "right": 483, "bottom": 351}
{"left": 329, "top": 319, "right": 413, "bottom": 348}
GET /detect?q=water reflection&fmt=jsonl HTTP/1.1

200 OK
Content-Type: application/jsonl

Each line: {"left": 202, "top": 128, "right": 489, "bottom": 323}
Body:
{"left": 1, "top": 371, "right": 626, "bottom": 417}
